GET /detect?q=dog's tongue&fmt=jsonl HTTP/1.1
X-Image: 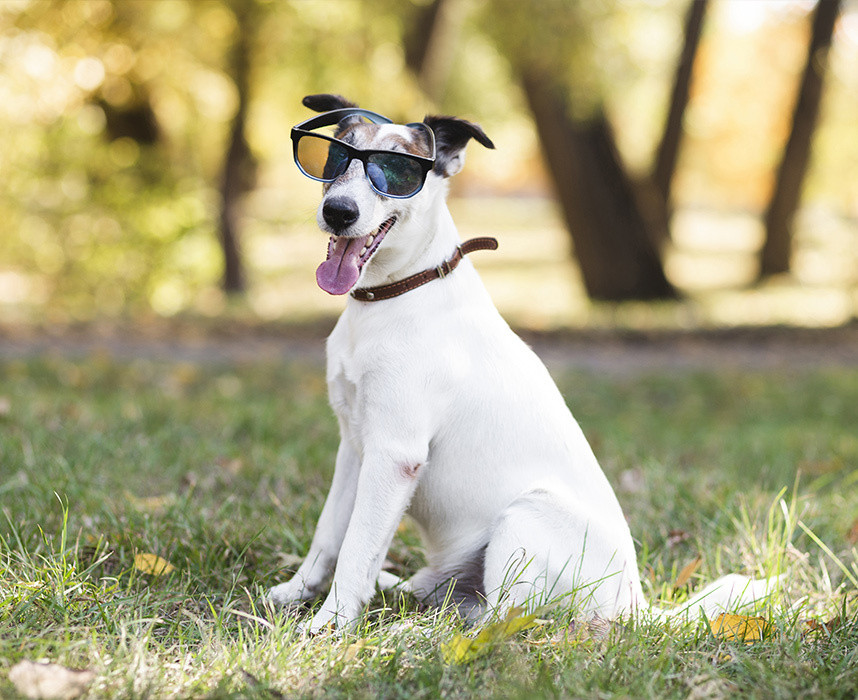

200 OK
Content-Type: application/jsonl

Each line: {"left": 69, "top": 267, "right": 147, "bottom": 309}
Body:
{"left": 316, "top": 236, "right": 365, "bottom": 295}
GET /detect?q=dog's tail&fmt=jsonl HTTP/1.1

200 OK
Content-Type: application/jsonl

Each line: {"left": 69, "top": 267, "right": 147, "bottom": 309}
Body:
{"left": 649, "top": 573, "right": 783, "bottom": 622}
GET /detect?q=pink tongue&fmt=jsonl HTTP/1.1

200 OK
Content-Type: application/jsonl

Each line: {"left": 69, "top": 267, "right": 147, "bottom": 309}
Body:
{"left": 316, "top": 236, "right": 366, "bottom": 295}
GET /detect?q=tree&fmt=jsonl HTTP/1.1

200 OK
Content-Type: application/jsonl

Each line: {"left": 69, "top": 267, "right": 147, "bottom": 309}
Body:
{"left": 652, "top": 0, "right": 709, "bottom": 211}
{"left": 484, "top": 0, "right": 676, "bottom": 300}
{"left": 758, "top": 0, "right": 841, "bottom": 280}
{"left": 521, "top": 75, "right": 675, "bottom": 300}
{"left": 402, "top": 0, "right": 469, "bottom": 103}
{"left": 218, "top": 0, "right": 261, "bottom": 295}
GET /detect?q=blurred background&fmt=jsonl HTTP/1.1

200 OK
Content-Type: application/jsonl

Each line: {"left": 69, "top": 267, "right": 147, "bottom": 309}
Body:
{"left": 1, "top": 0, "right": 856, "bottom": 331}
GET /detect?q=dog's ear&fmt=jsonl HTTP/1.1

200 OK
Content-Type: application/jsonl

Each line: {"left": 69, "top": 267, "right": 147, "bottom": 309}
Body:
{"left": 302, "top": 94, "right": 358, "bottom": 112}
{"left": 423, "top": 115, "right": 495, "bottom": 178}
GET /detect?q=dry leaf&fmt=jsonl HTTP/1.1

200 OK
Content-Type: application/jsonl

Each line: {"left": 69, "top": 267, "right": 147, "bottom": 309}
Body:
{"left": 0, "top": 396, "right": 11, "bottom": 417}
{"left": 673, "top": 556, "right": 702, "bottom": 589}
{"left": 9, "top": 660, "right": 95, "bottom": 700}
{"left": 134, "top": 553, "right": 176, "bottom": 576}
{"left": 804, "top": 617, "right": 842, "bottom": 635}
{"left": 586, "top": 615, "right": 615, "bottom": 640}
{"left": 708, "top": 613, "right": 770, "bottom": 644}
{"left": 442, "top": 607, "right": 539, "bottom": 664}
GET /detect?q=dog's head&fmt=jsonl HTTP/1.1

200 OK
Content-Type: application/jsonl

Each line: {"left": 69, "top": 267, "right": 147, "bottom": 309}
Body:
{"left": 296, "top": 94, "right": 494, "bottom": 295}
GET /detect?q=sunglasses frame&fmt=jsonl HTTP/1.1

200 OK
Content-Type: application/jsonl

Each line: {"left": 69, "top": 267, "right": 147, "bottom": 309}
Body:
{"left": 291, "top": 108, "right": 436, "bottom": 199}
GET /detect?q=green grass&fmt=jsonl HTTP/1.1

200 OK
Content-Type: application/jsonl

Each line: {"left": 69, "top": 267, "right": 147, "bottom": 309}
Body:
{"left": 1, "top": 355, "right": 857, "bottom": 698}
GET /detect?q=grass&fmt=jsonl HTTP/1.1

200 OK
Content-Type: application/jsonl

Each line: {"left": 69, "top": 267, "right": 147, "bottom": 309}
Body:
{"left": 1, "top": 353, "right": 857, "bottom": 698}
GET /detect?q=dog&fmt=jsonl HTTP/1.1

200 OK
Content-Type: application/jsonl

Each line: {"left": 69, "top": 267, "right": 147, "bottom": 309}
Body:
{"left": 267, "top": 94, "right": 775, "bottom": 633}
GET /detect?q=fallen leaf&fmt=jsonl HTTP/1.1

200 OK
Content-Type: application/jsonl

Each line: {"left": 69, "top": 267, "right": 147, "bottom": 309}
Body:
{"left": 586, "top": 615, "right": 615, "bottom": 640}
{"left": 134, "top": 553, "right": 176, "bottom": 576}
{"left": 673, "top": 556, "right": 702, "bottom": 589}
{"left": 804, "top": 616, "right": 842, "bottom": 636}
{"left": 708, "top": 613, "right": 770, "bottom": 644}
{"left": 0, "top": 396, "right": 11, "bottom": 417}
{"left": 442, "top": 607, "right": 539, "bottom": 664}
{"left": 9, "top": 660, "right": 95, "bottom": 700}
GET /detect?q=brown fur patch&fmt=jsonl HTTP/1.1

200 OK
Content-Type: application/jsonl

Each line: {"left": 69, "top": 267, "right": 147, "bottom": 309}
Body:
{"left": 335, "top": 122, "right": 431, "bottom": 157}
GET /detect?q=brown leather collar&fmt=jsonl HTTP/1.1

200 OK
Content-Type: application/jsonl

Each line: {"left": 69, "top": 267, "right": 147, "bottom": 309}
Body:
{"left": 350, "top": 237, "right": 499, "bottom": 302}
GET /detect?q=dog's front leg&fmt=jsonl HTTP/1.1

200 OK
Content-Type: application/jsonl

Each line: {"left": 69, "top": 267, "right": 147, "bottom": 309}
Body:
{"left": 307, "top": 450, "right": 422, "bottom": 633}
{"left": 267, "top": 438, "right": 359, "bottom": 607}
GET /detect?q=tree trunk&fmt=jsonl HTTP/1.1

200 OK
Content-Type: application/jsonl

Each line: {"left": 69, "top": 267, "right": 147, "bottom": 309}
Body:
{"left": 218, "top": 2, "right": 259, "bottom": 295}
{"left": 521, "top": 74, "right": 677, "bottom": 301}
{"left": 652, "top": 0, "right": 708, "bottom": 206}
{"left": 758, "top": 0, "right": 841, "bottom": 280}
{"left": 403, "top": 0, "right": 467, "bottom": 102}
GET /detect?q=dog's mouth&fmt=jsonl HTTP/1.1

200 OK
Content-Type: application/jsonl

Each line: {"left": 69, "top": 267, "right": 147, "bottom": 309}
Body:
{"left": 315, "top": 217, "right": 397, "bottom": 295}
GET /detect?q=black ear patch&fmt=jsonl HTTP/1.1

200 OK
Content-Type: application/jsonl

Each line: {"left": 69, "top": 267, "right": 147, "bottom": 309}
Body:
{"left": 302, "top": 94, "right": 358, "bottom": 113}
{"left": 423, "top": 115, "right": 495, "bottom": 177}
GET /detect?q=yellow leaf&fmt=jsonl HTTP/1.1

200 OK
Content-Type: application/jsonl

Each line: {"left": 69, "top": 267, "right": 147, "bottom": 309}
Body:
{"left": 673, "top": 556, "right": 702, "bottom": 589}
{"left": 134, "top": 553, "right": 176, "bottom": 576}
{"left": 708, "top": 613, "right": 769, "bottom": 644}
{"left": 442, "top": 607, "right": 539, "bottom": 664}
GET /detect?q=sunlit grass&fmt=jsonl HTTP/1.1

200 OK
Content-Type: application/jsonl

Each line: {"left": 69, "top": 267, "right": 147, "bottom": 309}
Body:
{"left": 1, "top": 357, "right": 856, "bottom": 697}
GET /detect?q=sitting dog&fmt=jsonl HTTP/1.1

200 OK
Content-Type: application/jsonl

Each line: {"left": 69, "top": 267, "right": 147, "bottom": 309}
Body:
{"left": 267, "top": 94, "right": 773, "bottom": 633}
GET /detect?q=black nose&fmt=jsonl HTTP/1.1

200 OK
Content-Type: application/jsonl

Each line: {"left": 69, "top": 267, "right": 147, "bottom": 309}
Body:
{"left": 322, "top": 196, "right": 360, "bottom": 232}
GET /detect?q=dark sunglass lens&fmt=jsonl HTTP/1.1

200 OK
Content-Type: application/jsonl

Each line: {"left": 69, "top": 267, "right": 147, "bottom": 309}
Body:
{"left": 366, "top": 162, "right": 387, "bottom": 193}
{"left": 323, "top": 143, "right": 350, "bottom": 180}
{"left": 296, "top": 136, "right": 349, "bottom": 180}
{"left": 368, "top": 153, "right": 422, "bottom": 196}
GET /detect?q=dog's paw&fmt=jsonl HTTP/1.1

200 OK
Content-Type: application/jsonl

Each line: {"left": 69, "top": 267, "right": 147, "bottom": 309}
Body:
{"left": 303, "top": 609, "right": 341, "bottom": 636}
{"left": 266, "top": 578, "right": 315, "bottom": 608}
{"left": 303, "top": 594, "right": 362, "bottom": 635}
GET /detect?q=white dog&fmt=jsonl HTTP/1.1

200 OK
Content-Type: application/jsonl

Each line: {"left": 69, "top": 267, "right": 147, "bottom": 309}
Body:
{"left": 267, "top": 94, "right": 774, "bottom": 633}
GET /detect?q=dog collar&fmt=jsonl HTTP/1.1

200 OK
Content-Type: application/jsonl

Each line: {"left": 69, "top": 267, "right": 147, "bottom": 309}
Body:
{"left": 350, "top": 237, "right": 499, "bottom": 302}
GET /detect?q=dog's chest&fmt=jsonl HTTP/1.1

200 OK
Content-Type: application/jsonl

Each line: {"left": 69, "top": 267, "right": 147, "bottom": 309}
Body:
{"left": 326, "top": 316, "right": 397, "bottom": 444}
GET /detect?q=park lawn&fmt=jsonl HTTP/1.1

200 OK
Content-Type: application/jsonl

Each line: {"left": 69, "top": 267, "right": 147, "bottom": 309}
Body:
{"left": 1, "top": 354, "right": 857, "bottom": 698}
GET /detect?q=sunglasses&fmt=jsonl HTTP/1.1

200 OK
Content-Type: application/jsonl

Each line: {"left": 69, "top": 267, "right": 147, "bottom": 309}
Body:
{"left": 291, "top": 108, "right": 436, "bottom": 199}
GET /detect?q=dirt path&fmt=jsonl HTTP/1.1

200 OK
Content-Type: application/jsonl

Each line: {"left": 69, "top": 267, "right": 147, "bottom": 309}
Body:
{"left": 2, "top": 320, "right": 856, "bottom": 374}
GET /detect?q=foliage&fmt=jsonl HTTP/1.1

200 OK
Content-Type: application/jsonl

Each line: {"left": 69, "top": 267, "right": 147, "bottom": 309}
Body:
{"left": 1, "top": 356, "right": 857, "bottom": 696}
{"left": 0, "top": 0, "right": 856, "bottom": 319}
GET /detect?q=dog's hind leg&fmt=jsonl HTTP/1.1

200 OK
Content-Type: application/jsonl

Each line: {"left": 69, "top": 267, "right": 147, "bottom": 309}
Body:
{"left": 404, "top": 552, "right": 488, "bottom": 621}
{"left": 481, "top": 487, "right": 646, "bottom": 621}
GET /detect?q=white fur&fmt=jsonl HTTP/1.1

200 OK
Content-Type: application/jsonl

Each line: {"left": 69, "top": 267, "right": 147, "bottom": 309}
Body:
{"left": 267, "top": 120, "right": 776, "bottom": 632}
